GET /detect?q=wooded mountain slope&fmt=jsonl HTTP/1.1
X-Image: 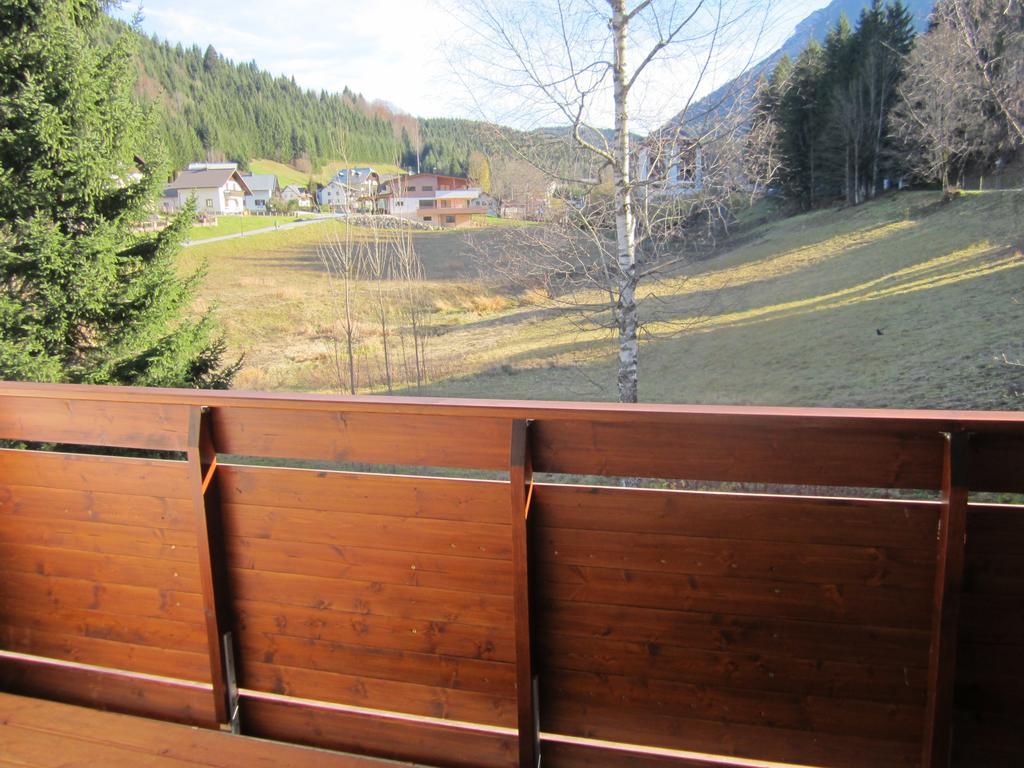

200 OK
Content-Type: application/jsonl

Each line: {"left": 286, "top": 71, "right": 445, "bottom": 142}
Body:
{"left": 106, "top": 17, "right": 520, "bottom": 174}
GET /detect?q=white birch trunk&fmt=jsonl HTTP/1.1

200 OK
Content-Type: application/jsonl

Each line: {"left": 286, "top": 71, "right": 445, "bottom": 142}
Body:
{"left": 611, "top": 0, "right": 639, "bottom": 404}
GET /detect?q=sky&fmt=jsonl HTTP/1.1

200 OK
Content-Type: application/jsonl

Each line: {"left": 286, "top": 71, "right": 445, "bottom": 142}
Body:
{"left": 113, "top": 0, "right": 833, "bottom": 129}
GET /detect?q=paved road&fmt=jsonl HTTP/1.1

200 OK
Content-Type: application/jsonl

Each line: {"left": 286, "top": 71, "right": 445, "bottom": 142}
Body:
{"left": 183, "top": 215, "right": 335, "bottom": 247}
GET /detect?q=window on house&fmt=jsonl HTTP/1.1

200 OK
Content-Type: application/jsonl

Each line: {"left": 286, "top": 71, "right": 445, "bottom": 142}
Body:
{"left": 423, "top": 216, "right": 432, "bottom": 221}
{"left": 419, "top": 200, "right": 435, "bottom": 208}
{"left": 255, "top": 199, "right": 265, "bottom": 207}
{"left": 408, "top": 186, "right": 416, "bottom": 191}
{"left": 422, "top": 185, "right": 434, "bottom": 191}
{"left": 445, "top": 216, "right": 456, "bottom": 224}
{"left": 206, "top": 199, "right": 213, "bottom": 209}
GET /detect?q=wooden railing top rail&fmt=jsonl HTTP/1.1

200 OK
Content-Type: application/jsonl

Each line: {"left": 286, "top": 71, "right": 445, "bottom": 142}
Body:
{"left": 1, "top": 380, "right": 1024, "bottom": 431}
{"left": 3, "top": 381, "right": 1024, "bottom": 492}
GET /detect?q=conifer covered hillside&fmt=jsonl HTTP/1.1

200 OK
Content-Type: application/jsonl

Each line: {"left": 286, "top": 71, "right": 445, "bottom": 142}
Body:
{"left": 104, "top": 17, "right": 519, "bottom": 174}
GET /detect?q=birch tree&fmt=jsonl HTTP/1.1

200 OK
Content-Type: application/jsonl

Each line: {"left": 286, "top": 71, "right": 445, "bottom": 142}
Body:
{"left": 456, "top": 0, "right": 770, "bottom": 403}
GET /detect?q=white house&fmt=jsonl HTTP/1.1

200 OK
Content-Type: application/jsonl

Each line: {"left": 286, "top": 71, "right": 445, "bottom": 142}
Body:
{"left": 242, "top": 174, "right": 278, "bottom": 213}
{"left": 281, "top": 184, "right": 313, "bottom": 209}
{"left": 317, "top": 180, "right": 351, "bottom": 211}
{"left": 164, "top": 164, "right": 252, "bottom": 214}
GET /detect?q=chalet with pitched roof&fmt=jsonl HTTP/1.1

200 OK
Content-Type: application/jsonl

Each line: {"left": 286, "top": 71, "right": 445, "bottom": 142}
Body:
{"left": 163, "top": 163, "right": 252, "bottom": 215}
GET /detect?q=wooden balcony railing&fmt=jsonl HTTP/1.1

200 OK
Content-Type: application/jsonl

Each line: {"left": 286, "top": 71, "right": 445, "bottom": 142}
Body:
{"left": 0, "top": 381, "right": 1021, "bottom": 768}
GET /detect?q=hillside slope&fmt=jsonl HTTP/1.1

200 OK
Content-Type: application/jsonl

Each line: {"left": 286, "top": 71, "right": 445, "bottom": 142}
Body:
{"left": 180, "top": 191, "right": 1024, "bottom": 410}
{"left": 420, "top": 191, "right": 1024, "bottom": 409}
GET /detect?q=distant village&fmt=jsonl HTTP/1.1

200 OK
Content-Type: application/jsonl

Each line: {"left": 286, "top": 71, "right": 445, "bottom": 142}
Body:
{"left": 159, "top": 141, "right": 708, "bottom": 231}
{"left": 160, "top": 162, "right": 554, "bottom": 228}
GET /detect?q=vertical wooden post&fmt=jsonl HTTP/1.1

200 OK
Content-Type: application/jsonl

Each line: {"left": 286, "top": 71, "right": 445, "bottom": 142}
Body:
{"left": 922, "top": 430, "right": 970, "bottom": 768}
{"left": 187, "top": 406, "right": 240, "bottom": 734}
{"left": 510, "top": 419, "right": 539, "bottom": 768}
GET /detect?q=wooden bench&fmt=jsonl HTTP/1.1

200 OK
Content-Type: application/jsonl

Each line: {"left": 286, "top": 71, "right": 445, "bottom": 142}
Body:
{"left": 0, "top": 692, "right": 410, "bottom": 768}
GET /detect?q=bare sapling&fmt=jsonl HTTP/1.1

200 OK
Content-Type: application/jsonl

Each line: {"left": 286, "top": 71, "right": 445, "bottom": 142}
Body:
{"left": 316, "top": 220, "right": 363, "bottom": 394}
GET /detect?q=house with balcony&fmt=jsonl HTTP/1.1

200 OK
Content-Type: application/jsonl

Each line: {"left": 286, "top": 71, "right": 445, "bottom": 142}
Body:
{"left": 378, "top": 173, "right": 487, "bottom": 227}
{"left": 163, "top": 163, "right": 252, "bottom": 215}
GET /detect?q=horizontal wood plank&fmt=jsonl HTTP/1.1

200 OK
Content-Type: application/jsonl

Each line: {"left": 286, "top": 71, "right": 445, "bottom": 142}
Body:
{"left": 0, "top": 516, "right": 195, "bottom": 561}
{"left": 0, "top": 598, "right": 208, "bottom": 656}
{"left": 540, "top": 738, "right": 798, "bottom": 768}
{"left": 218, "top": 464, "right": 509, "bottom": 524}
{"left": 0, "top": 692, "right": 405, "bottom": 767}
{"left": 223, "top": 502, "right": 511, "bottom": 561}
{"left": 212, "top": 407, "right": 510, "bottom": 470}
{"left": 533, "top": 485, "right": 939, "bottom": 549}
{"left": 230, "top": 567, "right": 512, "bottom": 628}
{"left": 531, "top": 420, "right": 945, "bottom": 489}
{"left": 541, "top": 698, "right": 919, "bottom": 768}
{"left": 0, "top": 398, "right": 189, "bottom": 451}
{"left": 538, "top": 562, "right": 933, "bottom": 628}
{"left": 538, "top": 599, "right": 932, "bottom": 667}
{"left": 544, "top": 667, "right": 922, "bottom": 738}
{"left": 236, "top": 629, "right": 514, "bottom": 697}
{"left": 240, "top": 694, "right": 517, "bottom": 768}
{"left": 0, "top": 624, "right": 210, "bottom": 682}
{"left": 0, "top": 571, "right": 204, "bottom": 624}
{"left": 0, "top": 542, "right": 201, "bottom": 593}
{"left": 538, "top": 632, "right": 926, "bottom": 704}
{"left": 535, "top": 526, "right": 934, "bottom": 589}
{"left": 0, "top": 656, "right": 216, "bottom": 728}
{"left": 0, "top": 450, "right": 190, "bottom": 499}
{"left": 242, "top": 659, "right": 515, "bottom": 726}
{"left": 227, "top": 535, "right": 512, "bottom": 595}
{"left": 236, "top": 599, "right": 514, "bottom": 662}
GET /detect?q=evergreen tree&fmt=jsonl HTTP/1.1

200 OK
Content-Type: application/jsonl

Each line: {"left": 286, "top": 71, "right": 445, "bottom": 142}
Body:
{"left": 0, "top": 0, "right": 238, "bottom": 387}
{"left": 768, "top": 2, "right": 916, "bottom": 208}
{"left": 778, "top": 41, "right": 830, "bottom": 207}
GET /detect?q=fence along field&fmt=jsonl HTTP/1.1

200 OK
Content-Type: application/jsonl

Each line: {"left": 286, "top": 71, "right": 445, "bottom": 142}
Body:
{"left": 0, "top": 382, "right": 1021, "bottom": 767}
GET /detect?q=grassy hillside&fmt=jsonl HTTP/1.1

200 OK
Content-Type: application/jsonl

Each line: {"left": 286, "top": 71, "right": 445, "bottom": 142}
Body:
{"left": 182, "top": 190, "right": 1024, "bottom": 409}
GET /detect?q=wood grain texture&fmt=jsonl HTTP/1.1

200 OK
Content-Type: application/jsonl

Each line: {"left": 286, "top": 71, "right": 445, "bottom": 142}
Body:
{"left": 0, "top": 397, "right": 189, "bottom": 451}
{"left": 217, "top": 464, "right": 509, "bottom": 524}
{"left": 187, "top": 406, "right": 235, "bottom": 728}
{"left": 509, "top": 419, "right": 538, "bottom": 767}
{"left": 240, "top": 694, "right": 518, "bottom": 768}
{"left": 212, "top": 407, "right": 511, "bottom": 469}
{"left": 0, "top": 656, "right": 216, "bottom": 727}
{"left": 922, "top": 433, "right": 969, "bottom": 768}
{"left": 532, "top": 484, "right": 940, "bottom": 548}
{"left": 1, "top": 384, "right": 1022, "bottom": 767}
{"left": 953, "top": 502, "right": 1024, "bottom": 767}
{"left": 0, "top": 449, "right": 191, "bottom": 498}
{"left": 0, "top": 692, "right": 408, "bottom": 767}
